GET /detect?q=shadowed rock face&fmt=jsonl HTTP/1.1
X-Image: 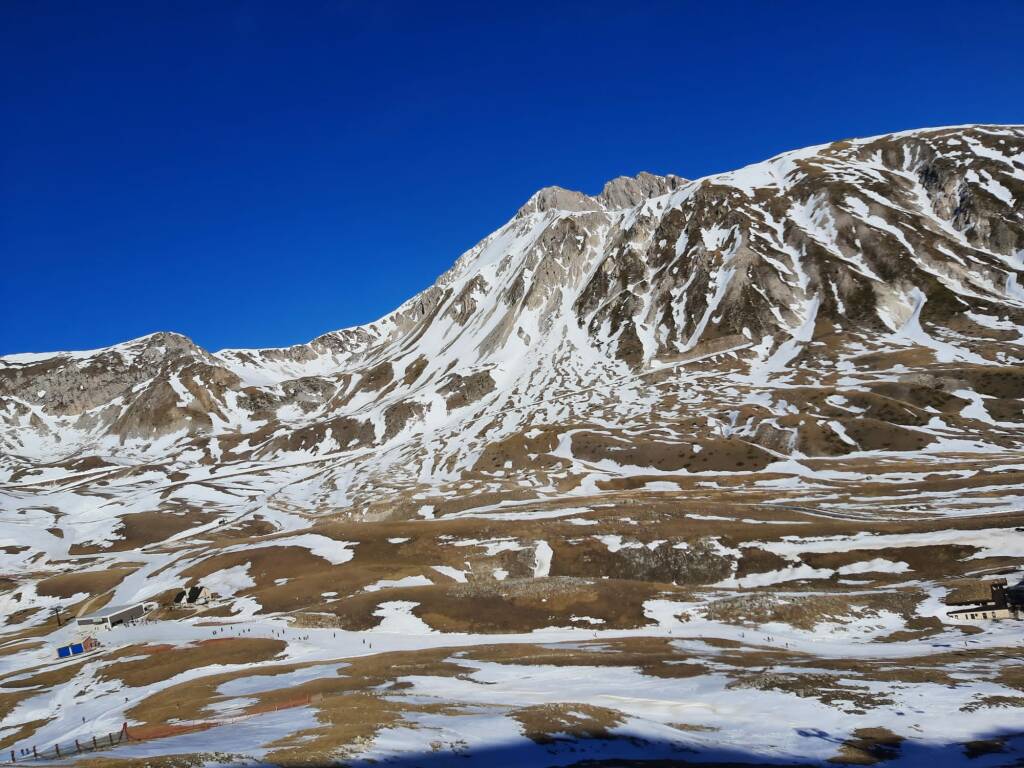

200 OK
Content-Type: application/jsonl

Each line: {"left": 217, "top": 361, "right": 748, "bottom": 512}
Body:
{"left": 1, "top": 125, "right": 1023, "bottom": 496}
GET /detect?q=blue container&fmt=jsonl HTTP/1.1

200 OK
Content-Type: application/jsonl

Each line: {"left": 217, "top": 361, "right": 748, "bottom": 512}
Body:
{"left": 70, "top": 643, "right": 84, "bottom": 655}
{"left": 57, "top": 646, "right": 71, "bottom": 658}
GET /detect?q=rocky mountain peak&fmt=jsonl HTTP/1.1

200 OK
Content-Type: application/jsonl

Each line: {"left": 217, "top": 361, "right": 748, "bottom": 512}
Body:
{"left": 515, "top": 172, "right": 688, "bottom": 218}
{"left": 597, "top": 172, "right": 687, "bottom": 209}
{"left": 515, "top": 185, "right": 601, "bottom": 218}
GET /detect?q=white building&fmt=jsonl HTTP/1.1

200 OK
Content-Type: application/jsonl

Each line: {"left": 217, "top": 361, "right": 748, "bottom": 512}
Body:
{"left": 78, "top": 602, "right": 151, "bottom": 630}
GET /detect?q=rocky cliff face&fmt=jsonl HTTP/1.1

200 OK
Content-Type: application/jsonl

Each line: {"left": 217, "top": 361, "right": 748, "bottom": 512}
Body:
{"left": 1, "top": 124, "right": 1022, "bottom": 516}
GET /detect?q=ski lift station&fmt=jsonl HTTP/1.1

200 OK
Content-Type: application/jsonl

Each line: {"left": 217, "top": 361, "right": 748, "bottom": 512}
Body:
{"left": 78, "top": 602, "right": 155, "bottom": 630}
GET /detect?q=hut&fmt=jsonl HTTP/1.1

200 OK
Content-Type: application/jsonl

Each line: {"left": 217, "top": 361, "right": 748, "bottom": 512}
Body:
{"left": 56, "top": 636, "right": 99, "bottom": 659}
{"left": 172, "top": 585, "right": 211, "bottom": 609}
{"left": 945, "top": 578, "right": 1022, "bottom": 621}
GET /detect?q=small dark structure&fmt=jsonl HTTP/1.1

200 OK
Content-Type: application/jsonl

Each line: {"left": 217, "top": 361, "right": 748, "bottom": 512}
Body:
{"left": 172, "top": 585, "right": 211, "bottom": 609}
{"left": 946, "top": 578, "right": 1023, "bottom": 621}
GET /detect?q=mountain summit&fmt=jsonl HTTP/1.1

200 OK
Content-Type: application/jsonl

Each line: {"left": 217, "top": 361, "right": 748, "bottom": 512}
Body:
{"left": 515, "top": 171, "right": 688, "bottom": 216}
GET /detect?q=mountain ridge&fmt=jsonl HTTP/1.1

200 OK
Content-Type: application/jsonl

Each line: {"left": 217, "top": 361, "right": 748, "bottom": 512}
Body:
{"left": 2, "top": 124, "right": 1022, "bottom": 494}
{"left": 4, "top": 123, "right": 1020, "bottom": 364}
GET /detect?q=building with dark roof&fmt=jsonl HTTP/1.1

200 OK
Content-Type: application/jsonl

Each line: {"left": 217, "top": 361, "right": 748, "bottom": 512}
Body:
{"left": 172, "top": 585, "right": 211, "bottom": 608}
{"left": 946, "top": 578, "right": 1023, "bottom": 621}
{"left": 78, "top": 603, "right": 150, "bottom": 630}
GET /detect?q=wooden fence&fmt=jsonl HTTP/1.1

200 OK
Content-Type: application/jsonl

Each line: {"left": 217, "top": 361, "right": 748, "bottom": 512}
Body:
{"left": 5, "top": 693, "right": 319, "bottom": 763}
{"left": 7, "top": 722, "right": 130, "bottom": 763}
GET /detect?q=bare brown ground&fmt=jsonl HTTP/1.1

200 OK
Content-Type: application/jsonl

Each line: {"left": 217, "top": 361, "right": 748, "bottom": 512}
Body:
{"left": 85, "top": 635, "right": 1022, "bottom": 766}
{"left": 702, "top": 590, "right": 926, "bottom": 632}
{"left": 467, "top": 637, "right": 710, "bottom": 679}
{"left": 2, "top": 657, "right": 90, "bottom": 691}
{"left": 512, "top": 702, "right": 625, "bottom": 743}
{"left": 69, "top": 508, "right": 214, "bottom": 555}
{"left": 34, "top": 566, "right": 134, "bottom": 600}
{"left": 322, "top": 577, "right": 669, "bottom": 633}
{"left": 5, "top": 445, "right": 1024, "bottom": 766}
{"left": 125, "top": 647, "right": 471, "bottom": 764}
{"left": 829, "top": 727, "right": 904, "bottom": 764}
{"left": 99, "top": 638, "right": 285, "bottom": 688}
{"left": 114, "top": 484, "right": 1024, "bottom": 633}
{"left": 0, "top": 717, "right": 51, "bottom": 751}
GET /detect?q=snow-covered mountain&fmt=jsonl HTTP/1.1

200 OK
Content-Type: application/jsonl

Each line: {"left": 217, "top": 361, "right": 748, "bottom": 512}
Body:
{"left": 3, "top": 125, "right": 1022, "bottom": 511}
{"left": 2, "top": 125, "right": 1024, "bottom": 766}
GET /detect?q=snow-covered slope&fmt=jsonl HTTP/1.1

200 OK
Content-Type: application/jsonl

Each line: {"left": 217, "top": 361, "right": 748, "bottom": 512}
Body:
{"left": 2, "top": 125, "right": 1024, "bottom": 766}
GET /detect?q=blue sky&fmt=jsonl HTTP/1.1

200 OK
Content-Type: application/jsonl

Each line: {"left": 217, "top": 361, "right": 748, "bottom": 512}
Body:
{"left": 2, "top": 1, "right": 1022, "bottom": 355}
